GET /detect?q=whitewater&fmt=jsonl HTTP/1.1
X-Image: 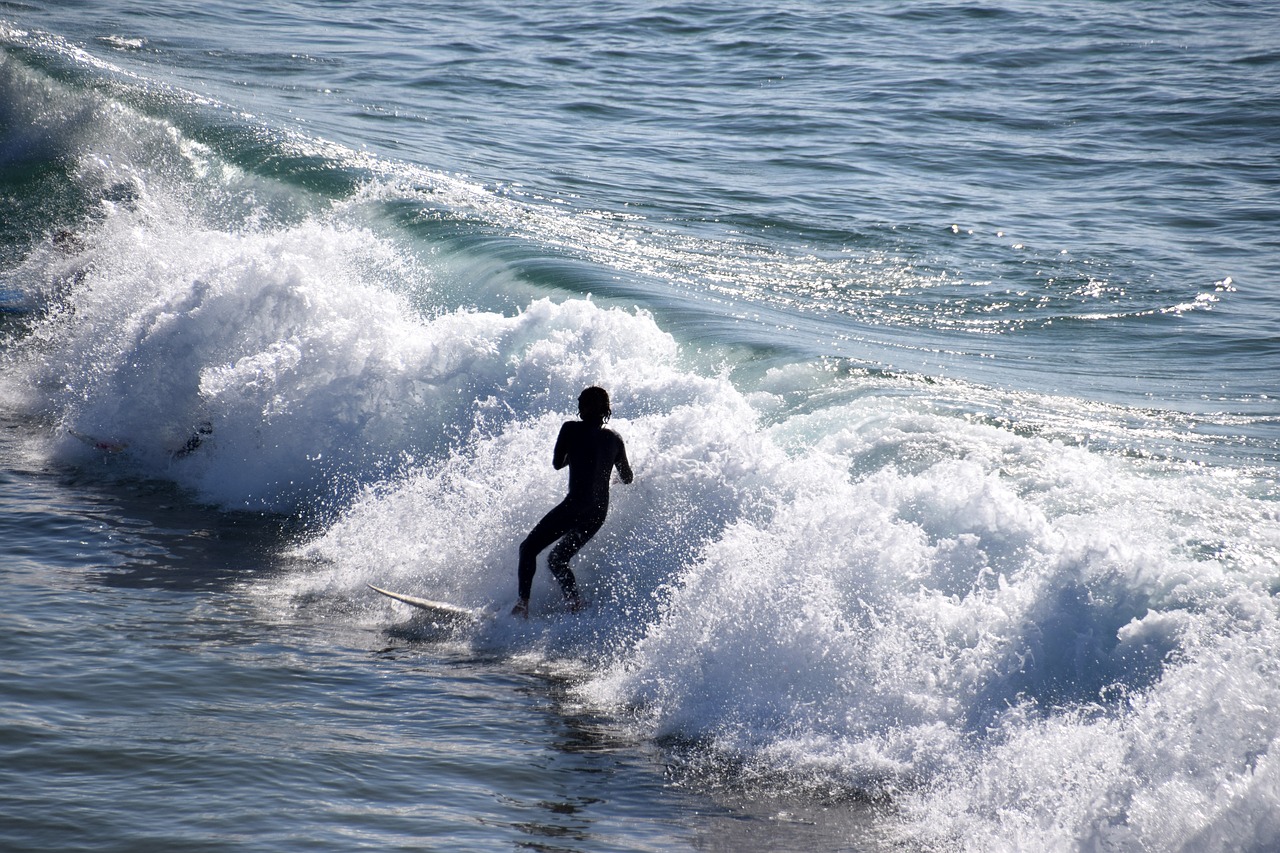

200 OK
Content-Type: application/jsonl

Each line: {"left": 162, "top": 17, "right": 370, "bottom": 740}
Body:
{"left": 2, "top": 2, "right": 1279, "bottom": 851}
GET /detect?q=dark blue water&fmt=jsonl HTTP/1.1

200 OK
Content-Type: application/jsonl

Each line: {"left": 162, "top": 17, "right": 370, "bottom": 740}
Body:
{"left": 2, "top": 2, "right": 1279, "bottom": 850}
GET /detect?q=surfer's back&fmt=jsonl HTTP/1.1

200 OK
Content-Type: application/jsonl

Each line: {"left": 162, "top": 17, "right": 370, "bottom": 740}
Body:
{"left": 554, "top": 420, "right": 632, "bottom": 507}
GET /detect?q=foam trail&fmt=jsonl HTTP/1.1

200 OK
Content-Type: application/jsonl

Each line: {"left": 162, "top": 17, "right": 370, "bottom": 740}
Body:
{"left": 568, "top": 394, "right": 1280, "bottom": 849}
{"left": 285, "top": 303, "right": 1280, "bottom": 851}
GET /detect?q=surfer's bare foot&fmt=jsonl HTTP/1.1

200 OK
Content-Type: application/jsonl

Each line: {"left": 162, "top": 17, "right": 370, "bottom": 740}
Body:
{"left": 511, "top": 599, "right": 529, "bottom": 619}
{"left": 565, "top": 593, "right": 588, "bottom": 613}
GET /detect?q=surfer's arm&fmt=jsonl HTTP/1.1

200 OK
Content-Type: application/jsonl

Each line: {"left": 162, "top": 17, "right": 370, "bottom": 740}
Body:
{"left": 615, "top": 438, "right": 634, "bottom": 484}
{"left": 552, "top": 422, "right": 573, "bottom": 470}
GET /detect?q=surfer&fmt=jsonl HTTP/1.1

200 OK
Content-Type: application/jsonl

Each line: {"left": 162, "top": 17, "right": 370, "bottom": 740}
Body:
{"left": 173, "top": 420, "right": 213, "bottom": 459}
{"left": 512, "top": 386, "right": 633, "bottom": 617}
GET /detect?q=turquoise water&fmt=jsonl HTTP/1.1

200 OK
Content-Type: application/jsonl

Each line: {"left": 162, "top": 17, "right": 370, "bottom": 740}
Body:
{"left": 2, "top": 2, "right": 1279, "bottom": 850}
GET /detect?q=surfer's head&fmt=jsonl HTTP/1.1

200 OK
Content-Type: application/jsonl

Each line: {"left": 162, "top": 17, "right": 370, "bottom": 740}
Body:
{"left": 578, "top": 386, "right": 612, "bottom": 424}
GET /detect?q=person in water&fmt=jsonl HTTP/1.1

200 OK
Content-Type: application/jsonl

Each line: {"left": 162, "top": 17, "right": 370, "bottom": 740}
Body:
{"left": 513, "top": 386, "right": 633, "bottom": 617}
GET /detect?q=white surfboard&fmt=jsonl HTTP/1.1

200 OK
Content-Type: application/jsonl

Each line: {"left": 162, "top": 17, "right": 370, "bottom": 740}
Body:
{"left": 67, "top": 426, "right": 129, "bottom": 453}
{"left": 367, "top": 583, "right": 483, "bottom": 624}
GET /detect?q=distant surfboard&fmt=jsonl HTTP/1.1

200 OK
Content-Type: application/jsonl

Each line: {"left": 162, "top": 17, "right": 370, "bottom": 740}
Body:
{"left": 367, "top": 583, "right": 483, "bottom": 624}
{"left": 67, "top": 427, "right": 129, "bottom": 453}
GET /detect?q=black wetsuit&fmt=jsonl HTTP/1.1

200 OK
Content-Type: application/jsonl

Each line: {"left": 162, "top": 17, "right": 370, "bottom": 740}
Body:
{"left": 518, "top": 419, "right": 633, "bottom": 601}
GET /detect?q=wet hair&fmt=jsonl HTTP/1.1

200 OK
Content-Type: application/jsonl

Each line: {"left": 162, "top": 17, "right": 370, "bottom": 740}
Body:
{"left": 578, "top": 386, "right": 612, "bottom": 423}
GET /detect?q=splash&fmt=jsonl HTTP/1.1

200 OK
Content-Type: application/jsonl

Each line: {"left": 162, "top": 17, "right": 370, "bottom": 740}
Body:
{"left": 288, "top": 317, "right": 1280, "bottom": 849}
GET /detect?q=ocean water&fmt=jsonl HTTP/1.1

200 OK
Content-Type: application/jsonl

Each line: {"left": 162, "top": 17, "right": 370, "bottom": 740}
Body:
{"left": 2, "top": 1, "right": 1279, "bottom": 850}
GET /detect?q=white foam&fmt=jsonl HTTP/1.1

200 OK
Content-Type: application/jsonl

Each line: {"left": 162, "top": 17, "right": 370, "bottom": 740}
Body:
{"left": 570, "top": 395, "right": 1280, "bottom": 847}
{"left": 15, "top": 175, "right": 1280, "bottom": 851}
{"left": 274, "top": 296, "right": 1280, "bottom": 850}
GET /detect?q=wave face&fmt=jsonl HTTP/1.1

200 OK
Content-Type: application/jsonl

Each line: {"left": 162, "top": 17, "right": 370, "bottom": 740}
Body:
{"left": 3, "top": 10, "right": 1280, "bottom": 852}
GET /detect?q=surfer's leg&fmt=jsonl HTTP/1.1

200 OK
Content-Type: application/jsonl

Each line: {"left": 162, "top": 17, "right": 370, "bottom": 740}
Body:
{"left": 517, "top": 502, "right": 576, "bottom": 601}
{"left": 547, "top": 511, "right": 605, "bottom": 602}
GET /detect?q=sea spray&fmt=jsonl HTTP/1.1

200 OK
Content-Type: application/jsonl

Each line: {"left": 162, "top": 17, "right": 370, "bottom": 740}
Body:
{"left": 12, "top": 200, "right": 432, "bottom": 507}
{"left": 289, "top": 325, "right": 765, "bottom": 617}
{"left": 569, "top": 397, "right": 1280, "bottom": 848}
{"left": 283, "top": 316, "right": 1280, "bottom": 844}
